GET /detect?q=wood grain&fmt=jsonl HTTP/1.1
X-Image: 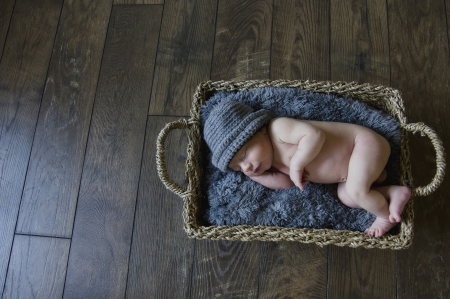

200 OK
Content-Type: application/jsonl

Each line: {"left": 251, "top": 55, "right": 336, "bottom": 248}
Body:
{"left": 191, "top": 240, "right": 260, "bottom": 298}
{"left": 0, "top": 0, "right": 15, "bottom": 60}
{"left": 388, "top": 0, "right": 450, "bottom": 298}
{"left": 0, "top": 0, "right": 62, "bottom": 295}
{"left": 16, "top": 0, "right": 113, "bottom": 238}
{"left": 259, "top": 1, "right": 329, "bottom": 298}
{"left": 211, "top": 0, "right": 273, "bottom": 80}
{"left": 447, "top": 1, "right": 450, "bottom": 49}
{"left": 259, "top": 242, "right": 327, "bottom": 299}
{"left": 328, "top": 248, "right": 396, "bottom": 299}
{"left": 126, "top": 116, "right": 195, "bottom": 299}
{"left": 148, "top": 0, "right": 217, "bottom": 116}
{"left": 114, "top": 0, "right": 163, "bottom": 4}
{"left": 2, "top": 235, "right": 70, "bottom": 299}
{"left": 330, "top": 0, "right": 390, "bottom": 85}
{"left": 271, "top": 0, "right": 330, "bottom": 81}
{"left": 63, "top": 6, "right": 162, "bottom": 299}
{"left": 327, "top": 1, "right": 396, "bottom": 298}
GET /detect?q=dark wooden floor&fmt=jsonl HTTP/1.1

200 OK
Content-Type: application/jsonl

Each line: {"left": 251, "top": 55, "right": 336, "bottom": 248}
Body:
{"left": 0, "top": 0, "right": 449, "bottom": 298}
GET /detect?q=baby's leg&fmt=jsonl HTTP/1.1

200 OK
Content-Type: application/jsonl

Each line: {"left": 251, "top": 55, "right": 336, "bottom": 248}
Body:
{"left": 345, "top": 133, "right": 393, "bottom": 237}
{"left": 338, "top": 183, "right": 411, "bottom": 223}
{"left": 337, "top": 182, "right": 360, "bottom": 208}
{"left": 372, "top": 186, "right": 411, "bottom": 223}
{"left": 337, "top": 170, "right": 387, "bottom": 208}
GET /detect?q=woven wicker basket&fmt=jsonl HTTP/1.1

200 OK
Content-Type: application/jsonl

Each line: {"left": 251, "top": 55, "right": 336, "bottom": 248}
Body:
{"left": 156, "top": 80, "right": 446, "bottom": 249}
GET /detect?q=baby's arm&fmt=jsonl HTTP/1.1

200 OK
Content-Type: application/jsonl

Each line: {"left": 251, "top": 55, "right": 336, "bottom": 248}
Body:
{"left": 270, "top": 118, "right": 326, "bottom": 190}
{"left": 248, "top": 170, "right": 294, "bottom": 190}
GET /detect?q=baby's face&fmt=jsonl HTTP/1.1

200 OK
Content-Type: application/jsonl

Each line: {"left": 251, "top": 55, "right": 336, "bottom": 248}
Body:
{"left": 228, "top": 127, "right": 273, "bottom": 177}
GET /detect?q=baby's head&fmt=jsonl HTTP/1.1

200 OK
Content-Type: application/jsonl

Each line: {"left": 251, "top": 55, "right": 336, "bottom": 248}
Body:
{"left": 203, "top": 100, "right": 273, "bottom": 172}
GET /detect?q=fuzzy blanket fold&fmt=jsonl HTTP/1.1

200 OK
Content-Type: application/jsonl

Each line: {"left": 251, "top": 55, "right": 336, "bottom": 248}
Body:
{"left": 200, "top": 87, "right": 402, "bottom": 232}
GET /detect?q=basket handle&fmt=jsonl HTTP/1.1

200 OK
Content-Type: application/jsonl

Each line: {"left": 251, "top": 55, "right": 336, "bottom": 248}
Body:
{"left": 403, "top": 122, "right": 446, "bottom": 197}
{"left": 156, "top": 118, "right": 191, "bottom": 198}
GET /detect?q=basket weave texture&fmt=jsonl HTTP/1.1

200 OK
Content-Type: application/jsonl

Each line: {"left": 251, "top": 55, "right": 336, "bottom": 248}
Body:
{"left": 157, "top": 80, "right": 446, "bottom": 249}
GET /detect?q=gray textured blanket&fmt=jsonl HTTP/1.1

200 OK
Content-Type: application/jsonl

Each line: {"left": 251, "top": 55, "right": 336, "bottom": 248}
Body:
{"left": 200, "top": 87, "right": 402, "bottom": 232}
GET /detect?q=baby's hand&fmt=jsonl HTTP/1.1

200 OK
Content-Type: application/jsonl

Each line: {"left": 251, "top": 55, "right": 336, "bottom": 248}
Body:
{"left": 290, "top": 169, "right": 309, "bottom": 191}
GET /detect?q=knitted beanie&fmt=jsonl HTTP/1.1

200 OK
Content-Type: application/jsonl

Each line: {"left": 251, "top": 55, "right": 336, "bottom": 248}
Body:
{"left": 203, "top": 100, "right": 273, "bottom": 171}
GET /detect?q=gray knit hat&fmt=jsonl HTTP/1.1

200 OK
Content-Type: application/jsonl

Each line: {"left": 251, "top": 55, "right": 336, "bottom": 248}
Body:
{"left": 203, "top": 100, "right": 273, "bottom": 171}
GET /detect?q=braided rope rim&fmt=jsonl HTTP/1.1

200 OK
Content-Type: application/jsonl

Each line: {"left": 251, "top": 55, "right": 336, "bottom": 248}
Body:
{"left": 157, "top": 79, "right": 446, "bottom": 249}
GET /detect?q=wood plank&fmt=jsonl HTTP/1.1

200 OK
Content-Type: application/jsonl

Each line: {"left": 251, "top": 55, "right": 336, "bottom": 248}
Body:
{"left": 2, "top": 235, "right": 70, "bottom": 299}
{"left": 388, "top": 0, "right": 450, "bottom": 298}
{"left": 125, "top": 116, "right": 195, "bottom": 299}
{"left": 329, "top": 248, "right": 397, "bottom": 298}
{"left": 258, "top": 1, "right": 329, "bottom": 298}
{"left": 258, "top": 242, "right": 327, "bottom": 298}
{"left": 190, "top": 0, "right": 272, "bottom": 297}
{"left": 211, "top": 0, "right": 273, "bottom": 81}
{"left": 327, "top": 1, "right": 396, "bottom": 298}
{"left": 447, "top": 1, "right": 450, "bottom": 46}
{"left": 330, "top": 0, "right": 390, "bottom": 84}
{"left": 0, "top": 0, "right": 15, "bottom": 60}
{"left": 191, "top": 240, "right": 260, "bottom": 298}
{"left": 271, "top": 0, "right": 330, "bottom": 81}
{"left": 63, "top": 6, "right": 162, "bottom": 299}
{"left": 0, "top": 0, "right": 62, "bottom": 294}
{"left": 114, "top": 0, "right": 163, "bottom": 4}
{"left": 15, "top": 0, "right": 114, "bottom": 238}
{"left": 148, "top": 0, "right": 217, "bottom": 116}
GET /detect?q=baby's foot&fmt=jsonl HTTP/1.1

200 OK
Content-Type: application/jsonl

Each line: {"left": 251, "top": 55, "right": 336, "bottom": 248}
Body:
{"left": 365, "top": 216, "right": 397, "bottom": 238}
{"left": 388, "top": 186, "right": 411, "bottom": 223}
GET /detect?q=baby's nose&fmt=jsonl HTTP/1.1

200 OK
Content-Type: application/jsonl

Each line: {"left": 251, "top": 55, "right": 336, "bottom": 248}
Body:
{"left": 241, "top": 163, "right": 252, "bottom": 173}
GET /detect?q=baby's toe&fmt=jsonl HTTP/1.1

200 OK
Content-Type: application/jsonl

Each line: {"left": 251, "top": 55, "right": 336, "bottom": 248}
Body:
{"left": 375, "top": 229, "right": 383, "bottom": 238}
{"left": 365, "top": 228, "right": 375, "bottom": 237}
{"left": 389, "top": 214, "right": 401, "bottom": 223}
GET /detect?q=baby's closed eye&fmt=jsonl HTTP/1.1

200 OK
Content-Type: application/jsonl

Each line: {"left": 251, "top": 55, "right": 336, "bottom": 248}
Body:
{"left": 242, "top": 148, "right": 247, "bottom": 160}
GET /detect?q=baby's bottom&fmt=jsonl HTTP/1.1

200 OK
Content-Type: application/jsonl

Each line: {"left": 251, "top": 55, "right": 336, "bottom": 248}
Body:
{"left": 338, "top": 132, "right": 411, "bottom": 237}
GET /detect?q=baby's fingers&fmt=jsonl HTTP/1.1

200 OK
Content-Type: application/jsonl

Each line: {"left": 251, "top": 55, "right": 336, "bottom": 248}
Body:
{"left": 299, "top": 178, "right": 308, "bottom": 191}
{"left": 300, "top": 184, "right": 305, "bottom": 191}
{"left": 301, "top": 179, "right": 309, "bottom": 190}
{"left": 290, "top": 168, "right": 309, "bottom": 191}
{"left": 291, "top": 178, "right": 301, "bottom": 189}
{"left": 297, "top": 179, "right": 308, "bottom": 191}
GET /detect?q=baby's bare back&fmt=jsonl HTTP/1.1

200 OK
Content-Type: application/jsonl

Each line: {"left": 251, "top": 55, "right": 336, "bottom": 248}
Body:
{"left": 270, "top": 120, "right": 382, "bottom": 184}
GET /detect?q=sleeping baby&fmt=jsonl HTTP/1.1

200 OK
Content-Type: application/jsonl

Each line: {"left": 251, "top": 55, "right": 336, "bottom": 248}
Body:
{"left": 203, "top": 100, "right": 411, "bottom": 237}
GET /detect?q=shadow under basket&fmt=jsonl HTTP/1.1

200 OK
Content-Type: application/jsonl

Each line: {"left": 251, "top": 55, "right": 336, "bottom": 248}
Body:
{"left": 156, "top": 80, "right": 446, "bottom": 250}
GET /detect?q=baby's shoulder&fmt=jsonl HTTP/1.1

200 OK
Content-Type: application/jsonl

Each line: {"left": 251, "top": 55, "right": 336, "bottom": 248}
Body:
{"left": 269, "top": 117, "right": 296, "bottom": 129}
{"left": 268, "top": 117, "right": 289, "bottom": 135}
{"left": 269, "top": 117, "right": 310, "bottom": 132}
{"left": 268, "top": 117, "right": 304, "bottom": 143}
